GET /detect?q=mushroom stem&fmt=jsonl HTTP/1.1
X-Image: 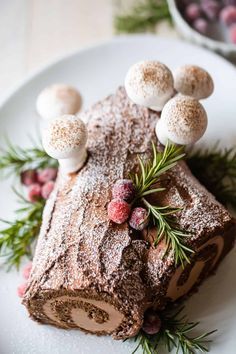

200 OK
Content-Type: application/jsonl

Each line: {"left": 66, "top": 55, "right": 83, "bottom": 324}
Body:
{"left": 155, "top": 119, "right": 170, "bottom": 146}
{"left": 59, "top": 148, "right": 87, "bottom": 174}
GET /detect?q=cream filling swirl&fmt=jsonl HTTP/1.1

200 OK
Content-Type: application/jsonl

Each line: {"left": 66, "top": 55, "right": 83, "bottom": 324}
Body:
{"left": 43, "top": 295, "right": 124, "bottom": 333}
{"left": 167, "top": 235, "right": 224, "bottom": 301}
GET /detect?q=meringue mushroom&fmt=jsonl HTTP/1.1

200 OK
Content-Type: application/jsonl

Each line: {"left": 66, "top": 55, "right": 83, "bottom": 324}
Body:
{"left": 36, "top": 84, "right": 82, "bottom": 120}
{"left": 173, "top": 65, "right": 214, "bottom": 100}
{"left": 125, "top": 60, "right": 174, "bottom": 111}
{"left": 42, "top": 115, "right": 87, "bottom": 174}
{"left": 155, "top": 95, "right": 208, "bottom": 146}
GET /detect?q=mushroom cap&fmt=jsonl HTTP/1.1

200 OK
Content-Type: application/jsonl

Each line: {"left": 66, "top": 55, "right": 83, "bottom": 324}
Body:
{"left": 36, "top": 84, "right": 82, "bottom": 120}
{"left": 160, "top": 95, "right": 208, "bottom": 145}
{"left": 42, "top": 115, "right": 87, "bottom": 159}
{"left": 173, "top": 65, "right": 214, "bottom": 100}
{"left": 124, "top": 61, "right": 174, "bottom": 111}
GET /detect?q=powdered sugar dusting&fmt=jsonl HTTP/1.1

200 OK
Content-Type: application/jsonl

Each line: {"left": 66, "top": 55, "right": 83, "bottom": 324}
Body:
{"left": 161, "top": 95, "right": 207, "bottom": 144}
{"left": 174, "top": 65, "right": 214, "bottom": 100}
{"left": 44, "top": 115, "right": 87, "bottom": 153}
{"left": 126, "top": 61, "right": 173, "bottom": 98}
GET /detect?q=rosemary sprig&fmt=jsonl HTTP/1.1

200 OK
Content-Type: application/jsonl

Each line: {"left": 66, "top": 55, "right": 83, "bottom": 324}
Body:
{"left": 114, "top": 0, "right": 171, "bottom": 33}
{"left": 132, "top": 142, "right": 192, "bottom": 266}
{"left": 187, "top": 144, "right": 236, "bottom": 209}
{"left": 0, "top": 139, "right": 57, "bottom": 178}
{"left": 143, "top": 199, "right": 193, "bottom": 266}
{"left": 132, "top": 306, "right": 216, "bottom": 354}
{"left": 133, "top": 141, "right": 185, "bottom": 200}
{"left": 0, "top": 190, "right": 45, "bottom": 269}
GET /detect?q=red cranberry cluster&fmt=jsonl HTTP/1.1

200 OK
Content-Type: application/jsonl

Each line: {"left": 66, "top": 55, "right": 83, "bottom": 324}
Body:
{"left": 20, "top": 167, "right": 57, "bottom": 202}
{"left": 179, "top": 0, "right": 236, "bottom": 44}
{"left": 17, "top": 262, "right": 32, "bottom": 298}
{"left": 107, "top": 179, "right": 149, "bottom": 230}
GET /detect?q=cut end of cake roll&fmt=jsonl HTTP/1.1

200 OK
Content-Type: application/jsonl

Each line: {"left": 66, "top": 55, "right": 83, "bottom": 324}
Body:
{"left": 23, "top": 221, "right": 148, "bottom": 339}
{"left": 23, "top": 187, "right": 148, "bottom": 339}
{"left": 143, "top": 161, "right": 236, "bottom": 308}
{"left": 23, "top": 287, "right": 144, "bottom": 338}
{"left": 145, "top": 224, "right": 235, "bottom": 307}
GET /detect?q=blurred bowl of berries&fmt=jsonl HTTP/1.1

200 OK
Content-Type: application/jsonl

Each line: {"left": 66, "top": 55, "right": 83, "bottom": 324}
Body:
{"left": 168, "top": 0, "right": 236, "bottom": 60}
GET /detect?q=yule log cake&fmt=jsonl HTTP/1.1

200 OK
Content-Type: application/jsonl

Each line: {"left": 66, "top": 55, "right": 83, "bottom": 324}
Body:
{"left": 23, "top": 87, "right": 236, "bottom": 339}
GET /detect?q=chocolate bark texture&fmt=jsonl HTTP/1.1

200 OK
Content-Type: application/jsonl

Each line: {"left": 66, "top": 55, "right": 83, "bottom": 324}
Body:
{"left": 23, "top": 87, "right": 236, "bottom": 339}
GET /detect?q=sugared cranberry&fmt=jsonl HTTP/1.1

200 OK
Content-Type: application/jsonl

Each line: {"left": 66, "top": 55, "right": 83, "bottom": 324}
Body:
{"left": 21, "top": 169, "right": 38, "bottom": 186}
{"left": 37, "top": 168, "right": 57, "bottom": 184}
{"left": 223, "top": 0, "right": 236, "bottom": 6}
{"left": 17, "top": 283, "right": 28, "bottom": 298}
{"left": 229, "top": 23, "right": 236, "bottom": 43}
{"left": 129, "top": 207, "right": 149, "bottom": 231}
{"left": 193, "top": 17, "right": 208, "bottom": 33}
{"left": 142, "top": 309, "right": 162, "bottom": 335}
{"left": 41, "top": 181, "right": 55, "bottom": 199}
{"left": 112, "top": 179, "right": 135, "bottom": 202}
{"left": 185, "top": 3, "right": 201, "bottom": 21}
{"left": 22, "top": 262, "right": 32, "bottom": 280}
{"left": 28, "top": 183, "right": 42, "bottom": 202}
{"left": 201, "top": 0, "right": 220, "bottom": 20}
{"left": 107, "top": 199, "right": 131, "bottom": 224}
{"left": 220, "top": 5, "right": 236, "bottom": 25}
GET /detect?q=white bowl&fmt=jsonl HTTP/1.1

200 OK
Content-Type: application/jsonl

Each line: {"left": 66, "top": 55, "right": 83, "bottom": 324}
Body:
{"left": 168, "top": 0, "right": 236, "bottom": 61}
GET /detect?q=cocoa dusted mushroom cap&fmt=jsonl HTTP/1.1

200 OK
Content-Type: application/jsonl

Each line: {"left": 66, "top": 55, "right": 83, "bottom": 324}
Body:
{"left": 125, "top": 60, "right": 174, "bottom": 111}
{"left": 42, "top": 114, "right": 87, "bottom": 174}
{"left": 173, "top": 65, "right": 214, "bottom": 100}
{"left": 155, "top": 95, "right": 208, "bottom": 146}
{"left": 36, "top": 84, "right": 82, "bottom": 120}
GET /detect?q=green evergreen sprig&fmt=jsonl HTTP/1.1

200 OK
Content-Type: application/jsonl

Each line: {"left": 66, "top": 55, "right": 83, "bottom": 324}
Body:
{"left": 0, "top": 139, "right": 57, "bottom": 178}
{"left": 187, "top": 144, "right": 236, "bottom": 209}
{"left": 0, "top": 190, "right": 45, "bottom": 269}
{"left": 114, "top": 0, "right": 171, "bottom": 33}
{"left": 132, "top": 306, "right": 216, "bottom": 354}
{"left": 133, "top": 141, "right": 185, "bottom": 200}
{"left": 132, "top": 142, "right": 192, "bottom": 266}
{"left": 143, "top": 199, "right": 193, "bottom": 266}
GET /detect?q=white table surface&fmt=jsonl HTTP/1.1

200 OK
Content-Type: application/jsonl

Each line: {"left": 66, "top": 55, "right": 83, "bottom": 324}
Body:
{"left": 0, "top": 0, "right": 177, "bottom": 99}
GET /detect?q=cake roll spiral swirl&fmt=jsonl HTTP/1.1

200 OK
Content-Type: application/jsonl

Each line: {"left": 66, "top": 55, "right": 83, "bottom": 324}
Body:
{"left": 167, "top": 235, "right": 224, "bottom": 301}
{"left": 43, "top": 295, "right": 124, "bottom": 333}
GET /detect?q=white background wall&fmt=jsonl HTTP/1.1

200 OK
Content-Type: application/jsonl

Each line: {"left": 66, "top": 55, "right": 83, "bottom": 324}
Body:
{"left": 0, "top": 0, "right": 176, "bottom": 97}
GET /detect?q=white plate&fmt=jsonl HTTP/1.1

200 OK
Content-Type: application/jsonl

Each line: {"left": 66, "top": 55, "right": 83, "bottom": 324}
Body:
{"left": 0, "top": 35, "right": 236, "bottom": 354}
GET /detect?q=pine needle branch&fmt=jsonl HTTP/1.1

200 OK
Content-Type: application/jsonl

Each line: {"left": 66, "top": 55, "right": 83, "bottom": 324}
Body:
{"left": 0, "top": 138, "right": 57, "bottom": 178}
{"left": 131, "top": 142, "right": 191, "bottom": 266}
{"left": 132, "top": 306, "right": 217, "bottom": 354}
{"left": 133, "top": 141, "right": 185, "bottom": 200}
{"left": 114, "top": 0, "right": 171, "bottom": 33}
{"left": 0, "top": 191, "right": 45, "bottom": 269}
{"left": 187, "top": 144, "right": 236, "bottom": 209}
{"left": 143, "top": 198, "right": 193, "bottom": 267}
